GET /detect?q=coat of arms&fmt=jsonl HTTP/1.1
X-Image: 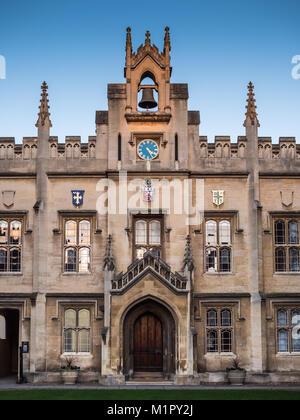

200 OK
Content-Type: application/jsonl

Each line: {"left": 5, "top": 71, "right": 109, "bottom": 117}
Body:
{"left": 72, "top": 190, "right": 85, "bottom": 207}
{"left": 143, "top": 179, "right": 153, "bottom": 202}
{"left": 212, "top": 190, "right": 224, "bottom": 207}
{"left": 2, "top": 191, "right": 15, "bottom": 208}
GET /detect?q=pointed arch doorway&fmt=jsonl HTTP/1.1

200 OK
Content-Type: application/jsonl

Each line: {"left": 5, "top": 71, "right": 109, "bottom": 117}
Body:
{"left": 123, "top": 299, "right": 176, "bottom": 379}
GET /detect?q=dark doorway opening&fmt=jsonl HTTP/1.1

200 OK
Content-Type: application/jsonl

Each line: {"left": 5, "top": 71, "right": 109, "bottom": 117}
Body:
{"left": 0, "top": 309, "right": 19, "bottom": 379}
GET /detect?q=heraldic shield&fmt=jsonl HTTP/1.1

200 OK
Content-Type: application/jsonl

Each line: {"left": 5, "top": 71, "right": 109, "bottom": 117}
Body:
{"left": 2, "top": 191, "right": 15, "bottom": 208}
{"left": 72, "top": 190, "right": 85, "bottom": 207}
{"left": 212, "top": 190, "right": 224, "bottom": 207}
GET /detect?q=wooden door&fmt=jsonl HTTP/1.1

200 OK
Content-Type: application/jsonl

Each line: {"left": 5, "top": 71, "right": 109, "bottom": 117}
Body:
{"left": 133, "top": 313, "right": 163, "bottom": 372}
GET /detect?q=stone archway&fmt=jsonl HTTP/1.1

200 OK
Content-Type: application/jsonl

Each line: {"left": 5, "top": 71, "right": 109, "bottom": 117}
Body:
{"left": 0, "top": 309, "right": 19, "bottom": 378}
{"left": 123, "top": 298, "right": 176, "bottom": 379}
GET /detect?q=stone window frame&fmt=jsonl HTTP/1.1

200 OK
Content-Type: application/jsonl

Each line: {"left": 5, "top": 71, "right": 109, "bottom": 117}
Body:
{"left": 275, "top": 306, "right": 300, "bottom": 354}
{"left": 204, "top": 217, "right": 233, "bottom": 274}
{"left": 205, "top": 307, "right": 235, "bottom": 355}
{"left": 62, "top": 307, "right": 92, "bottom": 356}
{"left": 273, "top": 218, "right": 300, "bottom": 273}
{"left": 0, "top": 217, "right": 23, "bottom": 274}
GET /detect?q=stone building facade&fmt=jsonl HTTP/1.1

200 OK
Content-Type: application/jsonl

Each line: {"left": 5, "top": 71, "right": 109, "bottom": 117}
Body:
{"left": 0, "top": 28, "right": 300, "bottom": 385}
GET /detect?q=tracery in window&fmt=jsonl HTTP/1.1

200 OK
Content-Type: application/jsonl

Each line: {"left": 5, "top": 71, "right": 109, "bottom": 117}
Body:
{"left": 63, "top": 308, "right": 91, "bottom": 354}
{"left": 205, "top": 219, "right": 232, "bottom": 273}
{"left": 0, "top": 220, "right": 22, "bottom": 273}
{"left": 206, "top": 308, "right": 233, "bottom": 353}
{"left": 134, "top": 217, "right": 162, "bottom": 260}
{"left": 64, "top": 219, "right": 91, "bottom": 273}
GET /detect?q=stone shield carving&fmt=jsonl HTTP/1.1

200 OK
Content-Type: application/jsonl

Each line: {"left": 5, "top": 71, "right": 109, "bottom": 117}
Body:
{"left": 280, "top": 191, "right": 294, "bottom": 208}
{"left": 2, "top": 191, "right": 15, "bottom": 208}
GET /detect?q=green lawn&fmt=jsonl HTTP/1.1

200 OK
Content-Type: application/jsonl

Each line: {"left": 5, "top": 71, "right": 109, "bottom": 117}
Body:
{"left": 0, "top": 390, "right": 299, "bottom": 400}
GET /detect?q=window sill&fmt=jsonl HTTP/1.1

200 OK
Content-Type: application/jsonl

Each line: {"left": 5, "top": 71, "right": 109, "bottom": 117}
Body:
{"left": 276, "top": 352, "right": 300, "bottom": 357}
{"left": 205, "top": 352, "right": 236, "bottom": 358}
{"left": 204, "top": 272, "right": 234, "bottom": 276}
{"left": 0, "top": 272, "right": 23, "bottom": 276}
{"left": 62, "top": 272, "right": 92, "bottom": 277}
{"left": 61, "top": 353, "right": 92, "bottom": 357}
{"left": 274, "top": 273, "right": 300, "bottom": 276}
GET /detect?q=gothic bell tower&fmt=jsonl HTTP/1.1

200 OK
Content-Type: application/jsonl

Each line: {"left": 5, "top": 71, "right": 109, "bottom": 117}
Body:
{"left": 125, "top": 27, "right": 172, "bottom": 115}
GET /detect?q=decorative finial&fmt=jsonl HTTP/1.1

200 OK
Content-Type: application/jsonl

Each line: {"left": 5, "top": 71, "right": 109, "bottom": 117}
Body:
{"left": 183, "top": 235, "right": 194, "bottom": 272}
{"left": 126, "top": 27, "right": 132, "bottom": 52}
{"left": 164, "top": 26, "right": 171, "bottom": 51}
{"left": 145, "top": 30, "right": 151, "bottom": 47}
{"left": 244, "top": 82, "right": 260, "bottom": 127}
{"left": 104, "top": 235, "right": 115, "bottom": 272}
{"left": 35, "top": 81, "right": 52, "bottom": 128}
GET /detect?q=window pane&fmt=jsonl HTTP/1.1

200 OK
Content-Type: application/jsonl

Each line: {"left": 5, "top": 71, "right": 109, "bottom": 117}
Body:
{"left": 206, "top": 248, "right": 218, "bottom": 272}
{"left": 65, "top": 309, "right": 76, "bottom": 328}
{"left": 10, "top": 221, "right": 21, "bottom": 245}
{"left": 79, "top": 221, "right": 90, "bottom": 245}
{"left": 221, "top": 310, "right": 232, "bottom": 327}
{"left": 207, "top": 331, "right": 218, "bottom": 352}
{"left": 206, "top": 221, "right": 217, "bottom": 246}
{"left": 277, "top": 310, "right": 288, "bottom": 327}
{"left": 292, "top": 310, "right": 300, "bottom": 352}
{"left": 79, "top": 248, "right": 90, "bottom": 273}
{"left": 149, "top": 221, "right": 161, "bottom": 245}
{"left": 221, "top": 331, "right": 232, "bottom": 352}
{"left": 288, "top": 221, "right": 299, "bottom": 245}
{"left": 10, "top": 248, "right": 21, "bottom": 272}
{"left": 219, "top": 221, "right": 231, "bottom": 245}
{"left": 275, "top": 221, "right": 285, "bottom": 245}
{"left": 136, "top": 247, "right": 147, "bottom": 260}
{"left": 78, "top": 310, "right": 90, "bottom": 328}
{"left": 136, "top": 221, "right": 147, "bottom": 245}
{"left": 64, "top": 329, "right": 76, "bottom": 353}
{"left": 0, "top": 249, "right": 7, "bottom": 272}
{"left": 275, "top": 248, "right": 286, "bottom": 272}
{"left": 289, "top": 248, "right": 300, "bottom": 272}
{"left": 278, "top": 330, "right": 288, "bottom": 352}
{"left": 207, "top": 310, "right": 218, "bottom": 327}
{"left": 78, "top": 330, "right": 90, "bottom": 353}
{"left": 65, "top": 248, "right": 77, "bottom": 272}
{"left": 220, "top": 248, "right": 231, "bottom": 272}
{"left": 0, "top": 221, "right": 8, "bottom": 245}
{"left": 65, "top": 221, "right": 77, "bottom": 245}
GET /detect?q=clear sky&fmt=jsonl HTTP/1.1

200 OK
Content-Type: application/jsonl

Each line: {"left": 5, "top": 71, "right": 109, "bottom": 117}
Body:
{"left": 0, "top": 0, "right": 299, "bottom": 144}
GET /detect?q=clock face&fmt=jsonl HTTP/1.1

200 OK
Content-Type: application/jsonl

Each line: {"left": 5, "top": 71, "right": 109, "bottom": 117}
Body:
{"left": 137, "top": 139, "right": 159, "bottom": 161}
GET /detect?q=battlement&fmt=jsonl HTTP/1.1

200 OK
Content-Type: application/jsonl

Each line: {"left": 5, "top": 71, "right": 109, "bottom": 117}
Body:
{"left": 199, "top": 136, "right": 300, "bottom": 159}
{"left": 0, "top": 136, "right": 96, "bottom": 160}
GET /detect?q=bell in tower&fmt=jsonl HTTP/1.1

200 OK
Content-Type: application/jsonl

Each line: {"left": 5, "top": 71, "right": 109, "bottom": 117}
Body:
{"left": 138, "top": 86, "right": 158, "bottom": 110}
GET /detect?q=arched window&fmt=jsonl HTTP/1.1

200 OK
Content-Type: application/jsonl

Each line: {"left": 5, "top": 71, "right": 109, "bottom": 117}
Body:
{"left": 0, "top": 221, "right": 8, "bottom": 244}
{"left": 277, "top": 310, "right": 288, "bottom": 327}
{"left": 65, "top": 248, "right": 77, "bottom": 272}
{"left": 10, "top": 248, "right": 21, "bottom": 272}
{"left": 221, "top": 310, "right": 232, "bottom": 327}
{"left": 136, "top": 221, "right": 147, "bottom": 245}
{"left": 288, "top": 221, "right": 299, "bottom": 244}
{"left": 207, "top": 330, "right": 218, "bottom": 353}
{"left": 289, "top": 248, "right": 300, "bottom": 272}
{"left": 206, "top": 248, "right": 218, "bottom": 272}
{"left": 79, "top": 248, "right": 90, "bottom": 273}
{"left": 206, "top": 221, "right": 217, "bottom": 245}
{"left": 63, "top": 309, "right": 91, "bottom": 354}
{"left": 275, "top": 221, "right": 285, "bottom": 244}
{"left": 0, "top": 315, "right": 6, "bottom": 340}
{"left": 0, "top": 248, "right": 7, "bottom": 272}
{"left": 65, "top": 221, "right": 77, "bottom": 245}
{"left": 220, "top": 248, "right": 231, "bottom": 272}
{"left": 275, "top": 248, "right": 286, "bottom": 272}
{"left": 207, "top": 310, "right": 218, "bottom": 327}
{"left": 10, "top": 221, "right": 21, "bottom": 245}
{"left": 79, "top": 221, "right": 90, "bottom": 245}
{"left": 292, "top": 310, "right": 300, "bottom": 352}
{"left": 219, "top": 221, "right": 231, "bottom": 245}
{"left": 278, "top": 330, "right": 288, "bottom": 353}
{"left": 221, "top": 330, "right": 232, "bottom": 352}
{"left": 149, "top": 221, "right": 161, "bottom": 245}
{"left": 64, "top": 219, "right": 92, "bottom": 273}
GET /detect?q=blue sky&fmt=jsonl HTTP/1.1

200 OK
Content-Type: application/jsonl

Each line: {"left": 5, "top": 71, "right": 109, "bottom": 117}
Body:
{"left": 0, "top": 0, "right": 299, "bottom": 143}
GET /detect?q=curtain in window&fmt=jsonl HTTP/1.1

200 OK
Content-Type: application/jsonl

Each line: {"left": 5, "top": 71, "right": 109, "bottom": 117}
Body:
{"left": 79, "top": 248, "right": 90, "bottom": 273}
{"left": 149, "top": 221, "right": 161, "bottom": 245}
{"left": 0, "top": 221, "right": 8, "bottom": 245}
{"left": 288, "top": 221, "right": 299, "bottom": 245}
{"left": 65, "top": 221, "right": 77, "bottom": 245}
{"left": 79, "top": 221, "right": 90, "bottom": 245}
{"left": 219, "top": 221, "right": 231, "bottom": 245}
{"left": 206, "top": 221, "right": 217, "bottom": 245}
{"left": 289, "top": 248, "right": 300, "bottom": 272}
{"left": 136, "top": 221, "right": 147, "bottom": 245}
{"left": 10, "top": 221, "right": 21, "bottom": 245}
{"left": 206, "top": 248, "right": 218, "bottom": 272}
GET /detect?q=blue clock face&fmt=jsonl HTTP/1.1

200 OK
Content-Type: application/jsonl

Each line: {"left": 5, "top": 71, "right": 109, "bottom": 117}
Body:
{"left": 138, "top": 139, "right": 159, "bottom": 161}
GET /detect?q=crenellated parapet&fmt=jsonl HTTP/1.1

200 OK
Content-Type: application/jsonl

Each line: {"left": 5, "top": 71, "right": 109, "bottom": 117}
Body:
{"left": 0, "top": 137, "right": 38, "bottom": 160}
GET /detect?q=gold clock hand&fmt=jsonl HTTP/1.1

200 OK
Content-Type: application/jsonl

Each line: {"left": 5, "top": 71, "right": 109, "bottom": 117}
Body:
{"left": 146, "top": 147, "right": 155, "bottom": 157}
